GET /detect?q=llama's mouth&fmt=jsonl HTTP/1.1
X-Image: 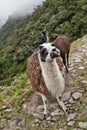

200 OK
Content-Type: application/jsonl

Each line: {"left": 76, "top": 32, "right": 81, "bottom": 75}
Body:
{"left": 50, "top": 53, "right": 60, "bottom": 59}
{"left": 41, "top": 57, "right": 46, "bottom": 62}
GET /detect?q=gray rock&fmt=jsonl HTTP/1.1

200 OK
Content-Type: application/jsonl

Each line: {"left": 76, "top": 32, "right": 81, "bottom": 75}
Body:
{"left": 78, "top": 122, "right": 87, "bottom": 128}
{"left": 67, "top": 121, "right": 75, "bottom": 126}
{"left": 46, "top": 116, "right": 60, "bottom": 122}
{"left": 72, "top": 92, "right": 82, "bottom": 100}
{"left": 78, "top": 66, "right": 85, "bottom": 70}
{"left": 66, "top": 104, "right": 72, "bottom": 107}
{"left": 33, "top": 113, "right": 43, "bottom": 119}
{"left": 22, "top": 104, "right": 27, "bottom": 111}
{"left": 0, "top": 86, "right": 5, "bottom": 90}
{"left": 67, "top": 113, "right": 76, "bottom": 121}
{"left": 81, "top": 80, "right": 87, "bottom": 84}
{"left": 82, "top": 106, "right": 87, "bottom": 117}
{"left": 5, "top": 109, "right": 12, "bottom": 112}
{"left": 69, "top": 97, "right": 75, "bottom": 104}
{"left": 1, "top": 105, "right": 7, "bottom": 110}
{"left": 74, "top": 59, "right": 81, "bottom": 63}
{"left": 51, "top": 109, "right": 64, "bottom": 116}
{"left": 61, "top": 91, "right": 71, "bottom": 101}
{"left": 46, "top": 116, "right": 52, "bottom": 121}
{"left": 31, "top": 119, "right": 41, "bottom": 126}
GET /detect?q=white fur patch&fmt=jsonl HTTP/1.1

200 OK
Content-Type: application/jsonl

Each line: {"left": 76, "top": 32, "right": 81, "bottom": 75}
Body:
{"left": 38, "top": 55, "right": 65, "bottom": 98}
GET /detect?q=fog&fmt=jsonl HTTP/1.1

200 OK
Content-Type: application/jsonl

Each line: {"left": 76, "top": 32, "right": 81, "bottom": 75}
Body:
{"left": 0, "top": 0, "right": 45, "bottom": 21}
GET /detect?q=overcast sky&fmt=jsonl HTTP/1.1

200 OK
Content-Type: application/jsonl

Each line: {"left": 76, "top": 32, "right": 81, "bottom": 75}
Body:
{"left": 0, "top": 0, "right": 45, "bottom": 21}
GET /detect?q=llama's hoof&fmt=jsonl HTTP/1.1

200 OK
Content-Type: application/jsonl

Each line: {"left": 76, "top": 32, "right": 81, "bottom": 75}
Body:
{"left": 66, "top": 69, "right": 69, "bottom": 73}
{"left": 63, "top": 107, "right": 68, "bottom": 115}
{"left": 43, "top": 114, "right": 47, "bottom": 120}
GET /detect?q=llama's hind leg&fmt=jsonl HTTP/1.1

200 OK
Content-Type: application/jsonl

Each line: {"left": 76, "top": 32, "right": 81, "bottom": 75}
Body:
{"left": 63, "top": 54, "right": 69, "bottom": 73}
{"left": 40, "top": 93, "right": 49, "bottom": 119}
{"left": 67, "top": 51, "right": 69, "bottom": 67}
{"left": 57, "top": 97, "right": 67, "bottom": 114}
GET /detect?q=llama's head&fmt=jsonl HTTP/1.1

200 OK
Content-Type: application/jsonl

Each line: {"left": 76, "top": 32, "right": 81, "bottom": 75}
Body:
{"left": 39, "top": 43, "right": 60, "bottom": 62}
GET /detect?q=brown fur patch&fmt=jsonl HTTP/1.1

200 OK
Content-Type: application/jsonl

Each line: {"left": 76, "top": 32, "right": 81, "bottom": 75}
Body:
{"left": 53, "top": 35, "right": 71, "bottom": 55}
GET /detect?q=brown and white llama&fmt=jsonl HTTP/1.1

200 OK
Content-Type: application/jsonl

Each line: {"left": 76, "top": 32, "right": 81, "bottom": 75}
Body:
{"left": 27, "top": 43, "right": 67, "bottom": 119}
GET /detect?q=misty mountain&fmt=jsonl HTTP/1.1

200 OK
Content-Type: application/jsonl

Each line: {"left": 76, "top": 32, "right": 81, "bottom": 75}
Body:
{"left": 0, "top": 19, "right": 6, "bottom": 28}
{"left": 8, "top": 0, "right": 45, "bottom": 20}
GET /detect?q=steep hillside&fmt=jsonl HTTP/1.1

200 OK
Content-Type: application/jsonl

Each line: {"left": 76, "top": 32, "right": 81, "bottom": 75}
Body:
{"left": 0, "top": 0, "right": 87, "bottom": 83}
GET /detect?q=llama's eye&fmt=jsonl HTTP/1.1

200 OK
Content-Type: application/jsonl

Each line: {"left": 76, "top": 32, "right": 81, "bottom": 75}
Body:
{"left": 52, "top": 48, "right": 56, "bottom": 51}
{"left": 40, "top": 48, "right": 48, "bottom": 55}
{"left": 51, "top": 44, "right": 55, "bottom": 46}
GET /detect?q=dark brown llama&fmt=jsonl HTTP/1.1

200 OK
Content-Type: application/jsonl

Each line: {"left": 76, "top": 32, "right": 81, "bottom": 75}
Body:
{"left": 53, "top": 35, "right": 71, "bottom": 72}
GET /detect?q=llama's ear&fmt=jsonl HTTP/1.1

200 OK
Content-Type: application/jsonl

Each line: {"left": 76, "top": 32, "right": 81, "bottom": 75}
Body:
{"left": 39, "top": 45, "right": 43, "bottom": 49}
{"left": 51, "top": 43, "right": 55, "bottom": 46}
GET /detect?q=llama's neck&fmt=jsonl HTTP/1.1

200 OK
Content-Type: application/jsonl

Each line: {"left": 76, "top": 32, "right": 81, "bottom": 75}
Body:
{"left": 38, "top": 55, "right": 65, "bottom": 98}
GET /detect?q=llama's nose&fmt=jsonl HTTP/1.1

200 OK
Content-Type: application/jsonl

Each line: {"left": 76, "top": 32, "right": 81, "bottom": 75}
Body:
{"left": 50, "top": 52, "right": 59, "bottom": 59}
{"left": 57, "top": 50, "right": 60, "bottom": 56}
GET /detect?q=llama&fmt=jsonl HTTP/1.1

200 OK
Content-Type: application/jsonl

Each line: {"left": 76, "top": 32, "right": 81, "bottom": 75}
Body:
{"left": 53, "top": 35, "right": 71, "bottom": 72}
{"left": 27, "top": 43, "right": 67, "bottom": 119}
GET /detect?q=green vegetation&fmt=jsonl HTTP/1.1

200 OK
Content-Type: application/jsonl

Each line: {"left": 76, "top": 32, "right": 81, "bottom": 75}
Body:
{"left": 0, "top": 0, "right": 87, "bottom": 82}
{"left": 0, "top": 73, "right": 35, "bottom": 129}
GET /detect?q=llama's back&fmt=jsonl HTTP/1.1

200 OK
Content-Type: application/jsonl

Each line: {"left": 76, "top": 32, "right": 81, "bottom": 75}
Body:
{"left": 53, "top": 35, "right": 71, "bottom": 55}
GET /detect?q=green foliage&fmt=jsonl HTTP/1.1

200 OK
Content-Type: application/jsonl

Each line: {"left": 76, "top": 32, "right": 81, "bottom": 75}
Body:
{"left": 0, "top": 0, "right": 87, "bottom": 82}
{"left": 0, "top": 73, "right": 35, "bottom": 129}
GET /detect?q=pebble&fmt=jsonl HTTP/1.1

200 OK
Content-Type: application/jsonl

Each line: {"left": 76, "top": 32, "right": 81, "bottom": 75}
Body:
{"left": 51, "top": 109, "right": 64, "bottom": 116}
{"left": 23, "top": 104, "right": 27, "bottom": 110}
{"left": 81, "top": 80, "right": 87, "bottom": 84}
{"left": 33, "top": 113, "right": 43, "bottom": 119}
{"left": 74, "top": 59, "right": 81, "bottom": 63}
{"left": 67, "top": 113, "right": 76, "bottom": 121}
{"left": 0, "top": 86, "right": 5, "bottom": 90}
{"left": 31, "top": 119, "right": 41, "bottom": 127}
{"left": 47, "top": 116, "right": 60, "bottom": 122}
{"left": 78, "top": 122, "right": 87, "bottom": 128}
{"left": 72, "top": 92, "right": 82, "bottom": 100}
{"left": 0, "top": 105, "right": 7, "bottom": 110}
{"left": 67, "top": 121, "right": 75, "bottom": 126}
{"left": 61, "top": 91, "right": 71, "bottom": 101}
{"left": 78, "top": 66, "right": 85, "bottom": 70}
{"left": 5, "top": 109, "right": 12, "bottom": 112}
{"left": 82, "top": 106, "right": 87, "bottom": 117}
{"left": 69, "top": 97, "right": 75, "bottom": 104}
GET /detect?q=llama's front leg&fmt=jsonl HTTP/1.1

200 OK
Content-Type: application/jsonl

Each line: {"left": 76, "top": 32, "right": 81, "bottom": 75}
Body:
{"left": 57, "top": 97, "right": 67, "bottom": 114}
{"left": 40, "top": 93, "right": 48, "bottom": 120}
